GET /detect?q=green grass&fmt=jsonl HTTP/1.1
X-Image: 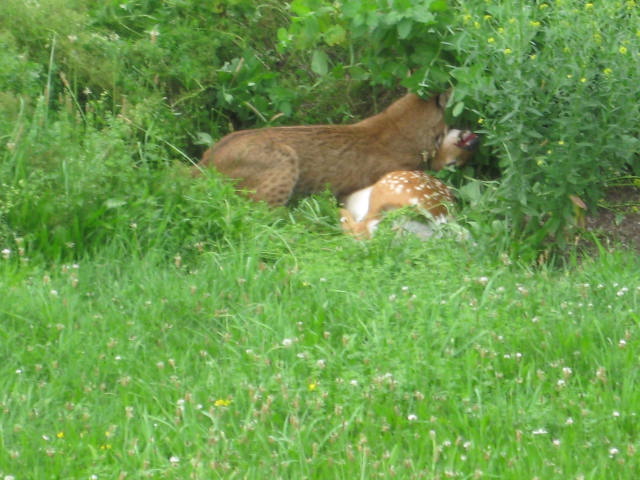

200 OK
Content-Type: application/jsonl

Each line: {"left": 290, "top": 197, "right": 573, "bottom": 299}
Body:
{"left": 1, "top": 2, "right": 639, "bottom": 478}
{"left": 1, "top": 227, "right": 639, "bottom": 479}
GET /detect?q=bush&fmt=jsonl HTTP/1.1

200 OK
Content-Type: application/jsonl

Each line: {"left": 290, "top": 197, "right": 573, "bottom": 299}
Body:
{"left": 0, "top": 0, "right": 330, "bottom": 155}
{"left": 449, "top": 0, "right": 640, "bottom": 255}
{"left": 280, "top": 0, "right": 454, "bottom": 93}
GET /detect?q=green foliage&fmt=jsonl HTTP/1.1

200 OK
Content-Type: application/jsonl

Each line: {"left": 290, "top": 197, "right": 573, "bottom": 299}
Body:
{"left": 1, "top": 2, "right": 640, "bottom": 477}
{"left": 0, "top": 95, "right": 275, "bottom": 261}
{"left": 0, "top": 32, "right": 43, "bottom": 133}
{"left": 1, "top": 0, "right": 639, "bottom": 260}
{"left": 281, "top": 0, "right": 454, "bottom": 93}
{"left": 449, "top": 0, "right": 640, "bottom": 256}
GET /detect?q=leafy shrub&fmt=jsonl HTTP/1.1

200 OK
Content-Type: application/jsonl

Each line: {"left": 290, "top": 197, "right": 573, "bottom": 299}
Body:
{"left": 280, "top": 0, "right": 454, "bottom": 93}
{"left": 0, "top": 0, "right": 323, "bottom": 155}
{"left": 449, "top": 0, "right": 640, "bottom": 255}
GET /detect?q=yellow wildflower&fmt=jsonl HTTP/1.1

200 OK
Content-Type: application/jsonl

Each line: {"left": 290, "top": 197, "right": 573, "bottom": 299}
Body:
{"left": 487, "top": 37, "right": 495, "bottom": 43}
{"left": 603, "top": 67, "right": 613, "bottom": 76}
{"left": 504, "top": 48, "right": 513, "bottom": 54}
{"left": 56, "top": 431, "right": 65, "bottom": 439}
{"left": 214, "top": 398, "right": 232, "bottom": 407}
{"left": 308, "top": 382, "right": 318, "bottom": 392}
{"left": 530, "top": 21, "right": 541, "bottom": 27}
{"left": 619, "top": 46, "right": 628, "bottom": 55}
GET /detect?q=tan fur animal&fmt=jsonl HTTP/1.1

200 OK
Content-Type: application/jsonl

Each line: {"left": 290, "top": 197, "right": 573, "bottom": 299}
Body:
{"left": 430, "top": 128, "right": 478, "bottom": 171}
{"left": 196, "top": 92, "right": 459, "bottom": 206}
{"left": 339, "top": 170, "right": 455, "bottom": 239}
{"left": 338, "top": 127, "right": 478, "bottom": 239}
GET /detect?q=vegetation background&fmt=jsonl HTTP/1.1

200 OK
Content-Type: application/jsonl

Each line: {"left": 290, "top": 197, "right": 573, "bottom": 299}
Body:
{"left": 1, "top": 0, "right": 639, "bottom": 478}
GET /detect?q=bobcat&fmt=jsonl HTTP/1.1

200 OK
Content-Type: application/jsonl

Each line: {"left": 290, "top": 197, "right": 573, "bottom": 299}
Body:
{"left": 196, "top": 91, "right": 468, "bottom": 206}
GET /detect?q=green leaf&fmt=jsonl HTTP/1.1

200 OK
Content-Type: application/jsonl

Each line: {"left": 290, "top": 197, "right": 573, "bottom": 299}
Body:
{"left": 452, "top": 101, "right": 465, "bottom": 118}
{"left": 194, "top": 132, "right": 213, "bottom": 146}
{"left": 277, "top": 27, "right": 290, "bottom": 44}
{"left": 311, "top": 49, "right": 329, "bottom": 76}
{"left": 429, "top": 0, "right": 449, "bottom": 12}
{"left": 290, "top": 0, "right": 311, "bottom": 16}
{"left": 411, "top": 8, "right": 435, "bottom": 24}
{"left": 397, "top": 19, "right": 413, "bottom": 39}
{"left": 323, "top": 25, "right": 346, "bottom": 46}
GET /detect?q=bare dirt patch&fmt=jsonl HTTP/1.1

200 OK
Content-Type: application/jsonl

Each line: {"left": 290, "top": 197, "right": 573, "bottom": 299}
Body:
{"left": 585, "top": 185, "right": 640, "bottom": 252}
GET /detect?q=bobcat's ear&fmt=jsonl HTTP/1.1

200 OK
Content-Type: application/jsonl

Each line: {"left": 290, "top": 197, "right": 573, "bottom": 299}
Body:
{"left": 436, "top": 88, "right": 453, "bottom": 110}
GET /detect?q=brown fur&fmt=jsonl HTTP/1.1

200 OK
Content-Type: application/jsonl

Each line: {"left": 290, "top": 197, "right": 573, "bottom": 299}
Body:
{"left": 196, "top": 92, "right": 451, "bottom": 206}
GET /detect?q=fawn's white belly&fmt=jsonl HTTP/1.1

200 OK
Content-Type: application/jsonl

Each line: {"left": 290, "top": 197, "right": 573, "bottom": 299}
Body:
{"left": 343, "top": 186, "right": 373, "bottom": 222}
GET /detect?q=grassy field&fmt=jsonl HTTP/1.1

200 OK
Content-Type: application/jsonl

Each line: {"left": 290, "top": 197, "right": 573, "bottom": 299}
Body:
{"left": 1, "top": 1, "right": 639, "bottom": 478}
{"left": 2, "top": 222, "right": 639, "bottom": 479}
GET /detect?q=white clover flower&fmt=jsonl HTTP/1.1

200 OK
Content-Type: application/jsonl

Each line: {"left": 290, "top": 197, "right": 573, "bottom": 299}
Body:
{"left": 282, "top": 338, "right": 293, "bottom": 347}
{"left": 407, "top": 414, "right": 418, "bottom": 422}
